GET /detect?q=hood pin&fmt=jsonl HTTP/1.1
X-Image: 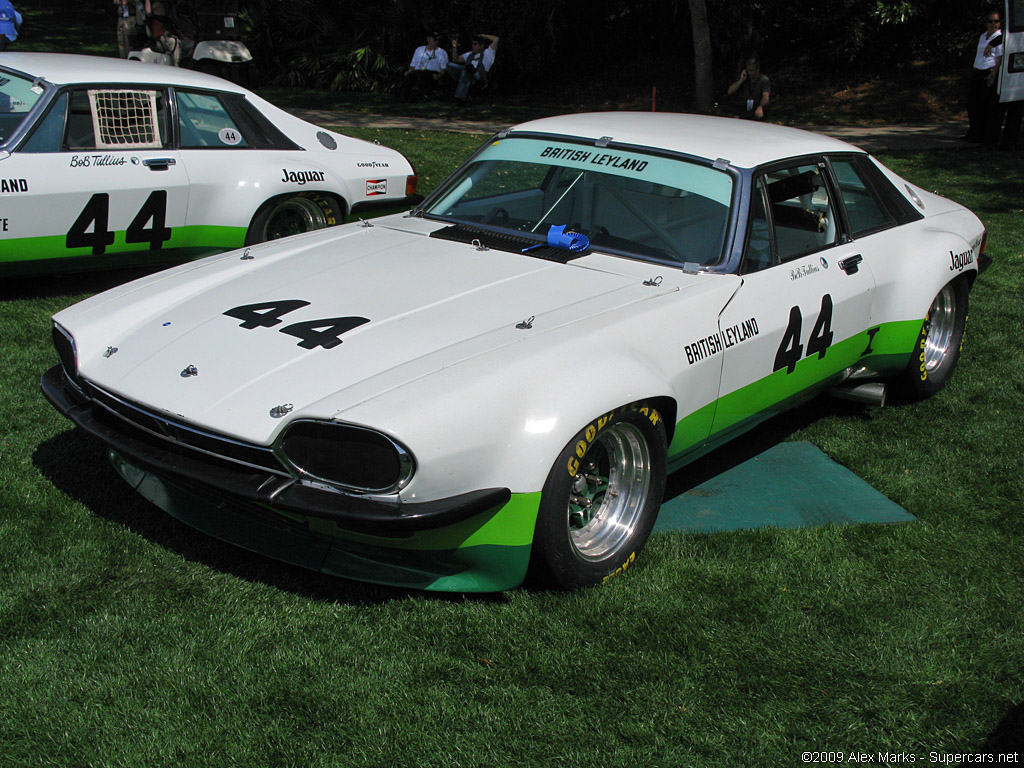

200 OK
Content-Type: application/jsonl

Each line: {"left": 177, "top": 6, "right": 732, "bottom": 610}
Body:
{"left": 180, "top": 365, "right": 198, "bottom": 378}
{"left": 269, "top": 403, "right": 294, "bottom": 419}
{"left": 516, "top": 316, "right": 535, "bottom": 330}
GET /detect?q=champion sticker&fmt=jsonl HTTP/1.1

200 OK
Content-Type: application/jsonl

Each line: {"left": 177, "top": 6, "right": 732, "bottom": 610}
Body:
{"left": 366, "top": 179, "right": 387, "bottom": 196}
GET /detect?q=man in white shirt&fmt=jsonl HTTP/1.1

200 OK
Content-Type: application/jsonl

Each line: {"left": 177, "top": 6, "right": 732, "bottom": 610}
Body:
{"left": 402, "top": 33, "right": 449, "bottom": 100}
{"left": 963, "top": 7, "right": 1004, "bottom": 144}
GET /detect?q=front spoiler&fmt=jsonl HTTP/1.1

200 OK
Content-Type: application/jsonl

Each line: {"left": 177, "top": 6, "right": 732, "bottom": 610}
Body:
{"left": 40, "top": 365, "right": 510, "bottom": 536}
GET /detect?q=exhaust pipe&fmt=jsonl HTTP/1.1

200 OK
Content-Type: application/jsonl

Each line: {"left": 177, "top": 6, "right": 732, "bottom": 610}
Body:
{"left": 830, "top": 381, "right": 887, "bottom": 407}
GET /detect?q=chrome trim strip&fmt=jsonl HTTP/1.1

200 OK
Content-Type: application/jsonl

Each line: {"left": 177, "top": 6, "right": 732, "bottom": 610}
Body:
{"left": 86, "top": 382, "right": 288, "bottom": 477}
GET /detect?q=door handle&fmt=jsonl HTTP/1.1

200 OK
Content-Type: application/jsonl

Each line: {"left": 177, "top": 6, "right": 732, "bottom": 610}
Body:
{"left": 838, "top": 254, "right": 863, "bottom": 274}
{"left": 143, "top": 158, "right": 176, "bottom": 171}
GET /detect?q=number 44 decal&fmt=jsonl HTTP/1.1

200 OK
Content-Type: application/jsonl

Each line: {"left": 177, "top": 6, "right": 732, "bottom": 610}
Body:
{"left": 773, "top": 294, "right": 834, "bottom": 374}
{"left": 224, "top": 300, "right": 369, "bottom": 350}
{"left": 66, "top": 191, "right": 172, "bottom": 255}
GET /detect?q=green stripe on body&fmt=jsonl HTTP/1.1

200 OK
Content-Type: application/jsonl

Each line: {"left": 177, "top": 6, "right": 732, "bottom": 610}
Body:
{"left": 0, "top": 225, "right": 247, "bottom": 264}
{"left": 668, "top": 319, "right": 923, "bottom": 459}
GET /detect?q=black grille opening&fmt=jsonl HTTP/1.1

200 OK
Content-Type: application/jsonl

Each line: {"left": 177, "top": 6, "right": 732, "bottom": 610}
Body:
{"left": 84, "top": 384, "right": 286, "bottom": 476}
{"left": 280, "top": 421, "right": 411, "bottom": 493}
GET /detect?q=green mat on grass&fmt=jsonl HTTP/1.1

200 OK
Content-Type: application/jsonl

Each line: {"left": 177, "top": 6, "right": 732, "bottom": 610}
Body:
{"left": 654, "top": 441, "right": 915, "bottom": 534}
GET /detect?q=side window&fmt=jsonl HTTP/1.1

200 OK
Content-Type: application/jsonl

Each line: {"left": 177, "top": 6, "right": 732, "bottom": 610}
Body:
{"left": 830, "top": 158, "right": 896, "bottom": 236}
{"left": 764, "top": 163, "right": 838, "bottom": 262}
{"left": 21, "top": 92, "right": 69, "bottom": 153}
{"left": 63, "top": 88, "right": 169, "bottom": 150}
{"left": 741, "top": 178, "right": 774, "bottom": 274}
{"left": 176, "top": 91, "right": 250, "bottom": 148}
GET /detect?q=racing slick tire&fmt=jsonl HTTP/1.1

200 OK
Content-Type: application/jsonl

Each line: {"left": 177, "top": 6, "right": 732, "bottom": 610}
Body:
{"left": 529, "top": 402, "right": 667, "bottom": 589}
{"left": 246, "top": 193, "right": 344, "bottom": 245}
{"left": 900, "top": 278, "right": 969, "bottom": 399}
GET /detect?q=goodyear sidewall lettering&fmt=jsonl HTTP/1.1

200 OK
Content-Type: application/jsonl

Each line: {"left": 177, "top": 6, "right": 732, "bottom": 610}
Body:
{"left": 566, "top": 403, "right": 662, "bottom": 477}
{"left": 602, "top": 551, "right": 636, "bottom": 584}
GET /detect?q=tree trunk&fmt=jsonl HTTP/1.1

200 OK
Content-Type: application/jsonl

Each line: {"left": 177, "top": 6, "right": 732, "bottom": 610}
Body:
{"left": 688, "top": 0, "right": 713, "bottom": 112}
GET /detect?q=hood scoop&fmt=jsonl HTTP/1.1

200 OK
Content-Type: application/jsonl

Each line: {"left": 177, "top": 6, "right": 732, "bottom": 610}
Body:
{"left": 430, "top": 223, "right": 585, "bottom": 263}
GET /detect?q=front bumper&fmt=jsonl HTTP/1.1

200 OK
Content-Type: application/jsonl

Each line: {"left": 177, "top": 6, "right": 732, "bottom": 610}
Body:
{"left": 41, "top": 364, "right": 537, "bottom": 591}
{"left": 41, "top": 364, "right": 510, "bottom": 535}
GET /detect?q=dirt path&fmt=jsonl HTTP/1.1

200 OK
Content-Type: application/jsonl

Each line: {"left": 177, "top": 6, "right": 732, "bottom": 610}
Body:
{"left": 288, "top": 108, "right": 965, "bottom": 153}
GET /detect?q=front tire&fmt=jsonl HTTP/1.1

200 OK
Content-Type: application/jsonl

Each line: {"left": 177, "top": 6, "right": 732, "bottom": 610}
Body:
{"left": 245, "top": 193, "right": 344, "bottom": 245}
{"left": 530, "top": 403, "right": 667, "bottom": 589}
{"left": 901, "top": 278, "right": 969, "bottom": 399}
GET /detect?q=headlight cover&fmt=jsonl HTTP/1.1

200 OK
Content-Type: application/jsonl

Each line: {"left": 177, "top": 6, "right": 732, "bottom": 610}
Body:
{"left": 52, "top": 323, "right": 81, "bottom": 389}
{"left": 276, "top": 419, "right": 414, "bottom": 494}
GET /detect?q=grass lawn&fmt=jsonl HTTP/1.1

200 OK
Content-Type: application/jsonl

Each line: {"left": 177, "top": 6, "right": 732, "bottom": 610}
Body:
{"left": 1, "top": 129, "right": 1022, "bottom": 766}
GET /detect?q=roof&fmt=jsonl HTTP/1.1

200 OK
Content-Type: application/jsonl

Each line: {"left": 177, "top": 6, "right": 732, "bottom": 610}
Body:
{"left": 507, "top": 112, "right": 865, "bottom": 170}
{"left": 0, "top": 52, "right": 245, "bottom": 93}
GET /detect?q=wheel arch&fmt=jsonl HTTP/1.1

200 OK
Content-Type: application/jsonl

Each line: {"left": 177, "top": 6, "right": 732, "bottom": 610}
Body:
{"left": 334, "top": 343, "right": 683, "bottom": 500}
{"left": 868, "top": 224, "right": 981, "bottom": 328}
{"left": 247, "top": 189, "right": 350, "bottom": 227}
{"left": 244, "top": 190, "right": 349, "bottom": 245}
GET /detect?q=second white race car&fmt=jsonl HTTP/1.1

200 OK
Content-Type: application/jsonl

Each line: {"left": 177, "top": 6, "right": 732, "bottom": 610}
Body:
{"left": 0, "top": 53, "right": 419, "bottom": 275}
{"left": 42, "top": 112, "right": 987, "bottom": 591}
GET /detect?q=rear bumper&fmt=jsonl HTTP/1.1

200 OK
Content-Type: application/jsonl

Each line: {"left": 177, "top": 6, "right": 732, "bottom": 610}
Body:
{"left": 350, "top": 193, "right": 424, "bottom": 218}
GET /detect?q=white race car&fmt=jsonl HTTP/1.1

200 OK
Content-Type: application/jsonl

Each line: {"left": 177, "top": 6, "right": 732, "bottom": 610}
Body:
{"left": 42, "top": 112, "right": 987, "bottom": 592}
{"left": 0, "top": 53, "right": 419, "bottom": 275}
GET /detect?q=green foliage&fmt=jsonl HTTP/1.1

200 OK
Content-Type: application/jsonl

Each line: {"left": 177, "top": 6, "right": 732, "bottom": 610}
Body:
{"left": 873, "top": 1, "right": 918, "bottom": 25}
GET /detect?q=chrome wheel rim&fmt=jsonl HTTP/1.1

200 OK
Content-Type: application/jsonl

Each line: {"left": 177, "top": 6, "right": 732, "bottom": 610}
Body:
{"left": 923, "top": 284, "right": 956, "bottom": 373}
{"left": 567, "top": 423, "right": 652, "bottom": 561}
{"left": 263, "top": 197, "right": 328, "bottom": 240}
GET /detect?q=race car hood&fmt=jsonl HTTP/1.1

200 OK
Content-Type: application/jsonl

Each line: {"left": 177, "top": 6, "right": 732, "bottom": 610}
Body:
{"left": 56, "top": 220, "right": 704, "bottom": 444}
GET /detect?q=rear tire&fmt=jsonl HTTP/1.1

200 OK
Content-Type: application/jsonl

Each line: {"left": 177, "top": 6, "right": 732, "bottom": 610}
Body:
{"left": 901, "top": 279, "right": 968, "bottom": 399}
{"left": 245, "top": 193, "right": 344, "bottom": 245}
{"left": 529, "top": 402, "right": 667, "bottom": 589}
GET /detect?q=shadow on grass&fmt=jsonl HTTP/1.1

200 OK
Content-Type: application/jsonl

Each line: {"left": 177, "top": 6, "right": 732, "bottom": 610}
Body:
{"left": 662, "top": 394, "right": 877, "bottom": 500}
{"left": 18, "top": 5, "right": 117, "bottom": 58}
{"left": 0, "top": 264, "right": 168, "bottom": 302}
{"left": 980, "top": 700, "right": 1024, "bottom": 753}
{"left": 33, "top": 428, "right": 505, "bottom": 607}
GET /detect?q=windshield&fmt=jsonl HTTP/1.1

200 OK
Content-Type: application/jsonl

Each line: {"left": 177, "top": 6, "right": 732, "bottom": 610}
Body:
{"left": 423, "top": 137, "right": 734, "bottom": 266}
{"left": 0, "top": 71, "right": 45, "bottom": 144}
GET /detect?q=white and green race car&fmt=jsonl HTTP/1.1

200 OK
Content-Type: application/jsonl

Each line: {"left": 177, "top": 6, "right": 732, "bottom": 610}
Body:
{"left": 42, "top": 112, "right": 986, "bottom": 591}
{"left": 0, "top": 53, "right": 419, "bottom": 275}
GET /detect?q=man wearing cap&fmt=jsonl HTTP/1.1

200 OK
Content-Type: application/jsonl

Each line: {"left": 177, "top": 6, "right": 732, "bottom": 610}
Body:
{"left": 447, "top": 33, "right": 499, "bottom": 103}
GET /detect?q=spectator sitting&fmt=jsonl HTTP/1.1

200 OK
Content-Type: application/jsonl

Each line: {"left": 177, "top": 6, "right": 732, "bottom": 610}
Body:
{"left": 144, "top": 0, "right": 194, "bottom": 66}
{"left": 447, "top": 34, "right": 499, "bottom": 103}
{"left": 724, "top": 58, "right": 771, "bottom": 120}
{"left": 402, "top": 32, "right": 449, "bottom": 101}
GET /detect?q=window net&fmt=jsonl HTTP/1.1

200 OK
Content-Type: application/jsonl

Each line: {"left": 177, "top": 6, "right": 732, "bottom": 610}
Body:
{"left": 88, "top": 89, "right": 162, "bottom": 149}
